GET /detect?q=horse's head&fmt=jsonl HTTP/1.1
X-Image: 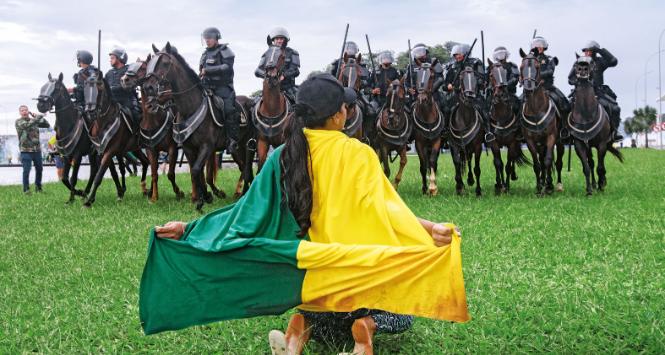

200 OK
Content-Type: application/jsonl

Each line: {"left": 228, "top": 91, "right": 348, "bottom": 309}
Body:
{"left": 519, "top": 48, "right": 541, "bottom": 94}
{"left": 263, "top": 45, "right": 286, "bottom": 87}
{"left": 459, "top": 66, "right": 478, "bottom": 100}
{"left": 415, "top": 63, "right": 434, "bottom": 104}
{"left": 573, "top": 54, "right": 594, "bottom": 84}
{"left": 142, "top": 43, "right": 190, "bottom": 112}
{"left": 121, "top": 56, "right": 149, "bottom": 89}
{"left": 384, "top": 78, "right": 406, "bottom": 128}
{"left": 83, "top": 68, "right": 111, "bottom": 118}
{"left": 487, "top": 60, "right": 511, "bottom": 104}
{"left": 339, "top": 58, "right": 362, "bottom": 92}
{"left": 36, "top": 72, "right": 65, "bottom": 113}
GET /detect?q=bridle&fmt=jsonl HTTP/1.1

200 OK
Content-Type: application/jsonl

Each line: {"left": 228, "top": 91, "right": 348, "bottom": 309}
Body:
{"left": 145, "top": 52, "right": 201, "bottom": 101}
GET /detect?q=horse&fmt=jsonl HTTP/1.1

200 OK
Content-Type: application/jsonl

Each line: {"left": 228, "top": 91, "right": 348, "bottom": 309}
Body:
{"left": 252, "top": 45, "right": 290, "bottom": 173}
{"left": 81, "top": 68, "right": 149, "bottom": 207}
{"left": 36, "top": 73, "right": 125, "bottom": 203}
{"left": 411, "top": 63, "right": 445, "bottom": 195}
{"left": 375, "top": 78, "right": 411, "bottom": 189}
{"left": 337, "top": 58, "right": 366, "bottom": 142}
{"left": 568, "top": 55, "right": 623, "bottom": 195}
{"left": 448, "top": 67, "right": 486, "bottom": 196}
{"left": 121, "top": 56, "right": 184, "bottom": 202}
{"left": 144, "top": 42, "right": 247, "bottom": 210}
{"left": 486, "top": 60, "right": 531, "bottom": 194}
{"left": 519, "top": 48, "right": 565, "bottom": 196}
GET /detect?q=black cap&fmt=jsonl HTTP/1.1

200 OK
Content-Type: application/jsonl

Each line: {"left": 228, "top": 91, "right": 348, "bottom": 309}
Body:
{"left": 296, "top": 73, "right": 357, "bottom": 120}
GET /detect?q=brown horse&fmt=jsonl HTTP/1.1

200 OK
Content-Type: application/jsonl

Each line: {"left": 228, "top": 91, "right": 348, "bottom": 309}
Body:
{"left": 448, "top": 67, "right": 485, "bottom": 196}
{"left": 375, "top": 79, "right": 411, "bottom": 189}
{"left": 486, "top": 60, "right": 531, "bottom": 194}
{"left": 411, "top": 63, "right": 444, "bottom": 195}
{"left": 143, "top": 42, "right": 242, "bottom": 210}
{"left": 253, "top": 45, "right": 290, "bottom": 172}
{"left": 121, "top": 56, "right": 184, "bottom": 202}
{"left": 568, "top": 56, "right": 623, "bottom": 195}
{"left": 337, "top": 58, "right": 365, "bottom": 141}
{"left": 519, "top": 49, "right": 565, "bottom": 196}
{"left": 82, "top": 68, "right": 149, "bottom": 207}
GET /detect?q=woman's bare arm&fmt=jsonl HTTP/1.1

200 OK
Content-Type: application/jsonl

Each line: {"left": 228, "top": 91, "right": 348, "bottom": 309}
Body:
{"left": 418, "top": 218, "right": 459, "bottom": 247}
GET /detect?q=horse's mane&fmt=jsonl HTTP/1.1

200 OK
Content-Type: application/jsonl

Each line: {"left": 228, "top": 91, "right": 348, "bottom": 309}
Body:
{"left": 169, "top": 50, "right": 201, "bottom": 84}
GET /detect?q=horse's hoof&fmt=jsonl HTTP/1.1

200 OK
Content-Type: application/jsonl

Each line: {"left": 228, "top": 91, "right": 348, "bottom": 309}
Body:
{"left": 175, "top": 191, "right": 184, "bottom": 200}
{"left": 83, "top": 202, "right": 92, "bottom": 208}
{"left": 510, "top": 174, "right": 518, "bottom": 181}
{"left": 429, "top": 189, "right": 438, "bottom": 197}
{"left": 74, "top": 189, "right": 85, "bottom": 197}
{"left": 586, "top": 191, "right": 593, "bottom": 197}
{"left": 467, "top": 178, "right": 475, "bottom": 186}
{"left": 196, "top": 201, "right": 204, "bottom": 211}
{"left": 476, "top": 191, "right": 482, "bottom": 197}
{"left": 214, "top": 190, "right": 226, "bottom": 199}
{"left": 233, "top": 192, "right": 242, "bottom": 199}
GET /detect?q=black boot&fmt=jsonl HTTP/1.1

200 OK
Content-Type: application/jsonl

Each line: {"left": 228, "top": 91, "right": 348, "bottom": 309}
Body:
{"left": 225, "top": 112, "right": 240, "bottom": 155}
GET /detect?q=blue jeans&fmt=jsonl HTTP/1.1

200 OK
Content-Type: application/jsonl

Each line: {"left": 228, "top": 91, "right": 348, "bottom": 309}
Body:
{"left": 20, "top": 152, "right": 43, "bottom": 191}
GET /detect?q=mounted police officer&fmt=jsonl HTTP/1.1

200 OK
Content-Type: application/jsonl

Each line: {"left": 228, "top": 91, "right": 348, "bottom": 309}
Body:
{"left": 370, "top": 51, "right": 401, "bottom": 110}
{"left": 443, "top": 43, "right": 495, "bottom": 142}
{"left": 405, "top": 43, "right": 444, "bottom": 101}
{"left": 199, "top": 26, "right": 239, "bottom": 154}
{"left": 255, "top": 27, "right": 300, "bottom": 103}
{"left": 488, "top": 46, "right": 520, "bottom": 116}
{"left": 329, "top": 41, "right": 375, "bottom": 117}
{"left": 567, "top": 40, "right": 622, "bottom": 141}
{"left": 529, "top": 36, "right": 571, "bottom": 134}
{"left": 105, "top": 47, "right": 141, "bottom": 131}
{"left": 69, "top": 50, "right": 98, "bottom": 113}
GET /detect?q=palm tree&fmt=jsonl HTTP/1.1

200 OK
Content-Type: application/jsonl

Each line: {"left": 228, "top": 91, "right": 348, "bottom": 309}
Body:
{"left": 632, "top": 106, "right": 658, "bottom": 148}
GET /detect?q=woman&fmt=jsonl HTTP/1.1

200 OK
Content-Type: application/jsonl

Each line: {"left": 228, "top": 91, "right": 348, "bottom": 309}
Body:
{"left": 141, "top": 74, "right": 469, "bottom": 354}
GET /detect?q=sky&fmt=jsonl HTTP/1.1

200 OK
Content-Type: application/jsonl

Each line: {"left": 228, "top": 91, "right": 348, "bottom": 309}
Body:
{"left": 1, "top": 0, "right": 664, "bottom": 135}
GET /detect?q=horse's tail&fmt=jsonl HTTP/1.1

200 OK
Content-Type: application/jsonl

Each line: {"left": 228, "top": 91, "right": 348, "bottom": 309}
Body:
{"left": 514, "top": 148, "right": 532, "bottom": 167}
{"left": 607, "top": 144, "right": 624, "bottom": 163}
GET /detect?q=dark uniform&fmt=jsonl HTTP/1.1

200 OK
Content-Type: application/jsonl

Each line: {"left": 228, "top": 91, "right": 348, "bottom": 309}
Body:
{"left": 255, "top": 27, "right": 300, "bottom": 103}
{"left": 329, "top": 41, "right": 375, "bottom": 117}
{"left": 442, "top": 44, "right": 494, "bottom": 141}
{"left": 199, "top": 27, "right": 239, "bottom": 151}
{"left": 404, "top": 45, "right": 445, "bottom": 107}
{"left": 72, "top": 50, "right": 97, "bottom": 112}
{"left": 529, "top": 37, "right": 571, "bottom": 119}
{"left": 567, "top": 41, "right": 621, "bottom": 138}
{"left": 487, "top": 46, "right": 520, "bottom": 116}
{"left": 106, "top": 47, "right": 141, "bottom": 129}
{"left": 371, "top": 64, "right": 401, "bottom": 109}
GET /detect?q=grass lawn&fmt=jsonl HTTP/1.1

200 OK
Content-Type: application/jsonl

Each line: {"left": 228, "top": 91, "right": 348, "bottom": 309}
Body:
{"left": 1, "top": 148, "right": 663, "bottom": 353}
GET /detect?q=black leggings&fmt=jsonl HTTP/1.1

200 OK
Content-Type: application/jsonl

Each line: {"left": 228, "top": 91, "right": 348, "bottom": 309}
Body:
{"left": 298, "top": 309, "right": 413, "bottom": 343}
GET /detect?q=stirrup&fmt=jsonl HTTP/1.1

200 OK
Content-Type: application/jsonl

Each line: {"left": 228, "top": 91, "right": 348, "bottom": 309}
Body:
{"left": 484, "top": 132, "right": 496, "bottom": 143}
{"left": 560, "top": 128, "right": 570, "bottom": 139}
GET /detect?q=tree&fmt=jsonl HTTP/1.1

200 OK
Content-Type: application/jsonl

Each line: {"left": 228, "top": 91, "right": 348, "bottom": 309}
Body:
{"left": 631, "top": 105, "right": 657, "bottom": 148}
{"left": 395, "top": 44, "right": 453, "bottom": 72}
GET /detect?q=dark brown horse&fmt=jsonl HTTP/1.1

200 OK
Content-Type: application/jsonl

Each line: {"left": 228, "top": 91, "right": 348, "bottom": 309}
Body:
{"left": 35, "top": 73, "right": 118, "bottom": 203}
{"left": 337, "top": 58, "right": 365, "bottom": 141}
{"left": 411, "top": 63, "right": 444, "bottom": 195}
{"left": 448, "top": 67, "right": 485, "bottom": 196}
{"left": 121, "top": 56, "right": 184, "bottom": 202}
{"left": 519, "top": 49, "right": 565, "bottom": 196}
{"left": 486, "top": 60, "right": 531, "bottom": 194}
{"left": 568, "top": 56, "right": 623, "bottom": 195}
{"left": 253, "top": 45, "right": 290, "bottom": 172}
{"left": 82, "top": 68, "right": 149, "bottom": 207}
{"left": 375, "top": 79, "right": 411, "bottom": 189}
{"left": 143, "top": 42, "right": 245, "bottom": 210}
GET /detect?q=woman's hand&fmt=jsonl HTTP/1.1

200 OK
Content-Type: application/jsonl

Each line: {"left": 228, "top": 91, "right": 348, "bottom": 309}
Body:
{"left": 431, "top": 223, "right": 459, "bottom": 247}
{"left": 155, "top": 221, "right": 186, "bottom": 240}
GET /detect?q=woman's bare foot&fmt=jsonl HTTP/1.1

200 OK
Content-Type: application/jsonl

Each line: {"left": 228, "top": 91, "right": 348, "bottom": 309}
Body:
{"left": 350, "top": 316, "right": 376, "bottom": 355}
{"left": 269, "top": 330, "right": 287, "bottom": 355}
{"left": 285, "top": 313, "right": 311, "bottom": 355}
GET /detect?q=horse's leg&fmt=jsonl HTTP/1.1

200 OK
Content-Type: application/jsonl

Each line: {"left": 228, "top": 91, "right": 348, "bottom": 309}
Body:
{"left": 242, "top": 142, "right": 255, "bottom": 195}
{"left": 115, "top": 154, "right": 127, "bottom": 195}
{"left": 83, "top": 151, "right": 114, "bottom": 207}
{"left": 184, "top": 148, "right": 199, "bottom": 203}
{"left": 147, "top": 149, "right": 159, "bottom": 202}
{"left": 379, "top": 145, "right": 391, "bottom": 178}
{"left": 415, "top": 140, "right": 428, "bottom": 194}
{"left": 68, "top": 154, "right": 84, "bottom": 198}
{"left": 555, "top": 141, "right": 565, "bottom": 192}
{"left": 207, "top": 152, "right": 227, "bottom": 199}
{"left": 428, "top": 139, "right": 442, "bottom": 196}
{"left": 134, "top": 149, "right": 150, "bottom": 197}
{"left": 60, "top": 156, "right": 76, "bottom": 203}
{"left": 190, "top": 147, "right": 211, "bottom": 211}
{"left": 491, "top": 143, "right": 504, "bottom": 194}
{"left": 83, "top": 152, "right": 98, "bottom": 196}
{"left": 474, "top": 143, "right": 482, "bottom": 197}
{"left": 167, "top": 146, "right": 184, "bottom": 200}
{"left": 573, "top": 140, "right": 593, "bottom": 196}
{"left": 525, "top": 138, "right": 542, "bottom": 195}
{"left": 544, "top": 134, "right": 556, "bottom": 195}
{"left": 588, "top": 152, "right": 597, "bottom": 190}
{"left": 451, "top": 146, "right": 465, "bottom": 195}
{"left": 466, "top": 149, "right": 474, "bottom": 186}
{"left": 394, "top": 146, "right": 408, "bottom": 190}
{"left": 597, "top": 144, "right": 608, "bottom": 191}
{"left": 256, "top": 138, "right": 269, "bottom": 173}
{"left": 107, "top": 158, "right": 124, "bottom": 200}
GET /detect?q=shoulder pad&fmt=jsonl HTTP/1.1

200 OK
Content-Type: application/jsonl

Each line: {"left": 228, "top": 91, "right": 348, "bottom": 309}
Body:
{"left": 288, "top": 48, "right": 299, "bottom": 56}
{"left": 219, "top": 44, "right": 234, "bottom": 58}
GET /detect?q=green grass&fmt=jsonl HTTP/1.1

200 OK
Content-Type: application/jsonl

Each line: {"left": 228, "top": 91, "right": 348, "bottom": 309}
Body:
{"left": 1, "top": 148, "right": 664, "bottom": 353}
